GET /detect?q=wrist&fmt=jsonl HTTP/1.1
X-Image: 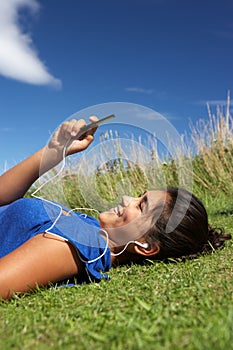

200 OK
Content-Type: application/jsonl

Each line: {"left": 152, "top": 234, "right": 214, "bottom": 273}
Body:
{"left": 39, "top": 146, "right": 64, "bottom": 175}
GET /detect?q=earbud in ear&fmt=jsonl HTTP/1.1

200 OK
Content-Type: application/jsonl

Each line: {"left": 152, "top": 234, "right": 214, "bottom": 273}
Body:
{"left": 134, "top": 241, "right": 149, "bottom": 249}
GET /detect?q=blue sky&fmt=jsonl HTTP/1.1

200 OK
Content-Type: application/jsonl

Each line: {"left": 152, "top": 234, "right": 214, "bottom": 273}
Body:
{"left": 0, "top": 0, "right": 233, "bottom": 171}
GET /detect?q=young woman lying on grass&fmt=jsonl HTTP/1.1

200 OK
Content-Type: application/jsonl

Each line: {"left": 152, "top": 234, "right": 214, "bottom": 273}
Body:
{"left": 0, "top": 117, "right": 231, "bottom": 300}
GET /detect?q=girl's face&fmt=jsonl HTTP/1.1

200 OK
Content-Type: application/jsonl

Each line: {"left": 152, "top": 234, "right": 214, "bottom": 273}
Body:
{"left": 98, "top": 190, "right": 167, "bottom": 246}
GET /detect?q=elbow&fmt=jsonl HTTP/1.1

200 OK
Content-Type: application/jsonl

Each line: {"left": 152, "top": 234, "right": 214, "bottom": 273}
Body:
{"left": 0, "top": 288, "right": 15, "bottom": 301}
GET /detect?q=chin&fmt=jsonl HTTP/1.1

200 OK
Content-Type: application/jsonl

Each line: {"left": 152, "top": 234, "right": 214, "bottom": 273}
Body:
{"left": 98, "top": 212, "right": 109, "bottom": 227}
{"left": 98, "top": 211, "right": 116, "bottom": 229}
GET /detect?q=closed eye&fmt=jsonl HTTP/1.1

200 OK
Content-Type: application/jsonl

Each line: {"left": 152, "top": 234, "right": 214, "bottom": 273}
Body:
{"left": 139, "top": 195, "right": 148, "bottom": 212}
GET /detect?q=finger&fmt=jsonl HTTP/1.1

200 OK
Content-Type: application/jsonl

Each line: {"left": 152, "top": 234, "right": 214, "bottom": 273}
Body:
{"left": 79, "top": 134, "right": 94, "bottom": 146}
{"left": 70, "top": 119, "right": 86, "bottom": 137}
{"left": 64, "top": 119, "right": 77, "bottom": 139}
{"left": 59, "top": 119, "right": 76, "bottom": 140}
{"left": 89, "top": 115, "right": 98, "bottom": 123}
{"left": 85, "top": 116, "right": 99, "bottom": 136}
{"left": 80, "top": 134, "right": 95, "bottom": 149}
{"left": 76, "top": 116, "right": 98, "bottom": 140}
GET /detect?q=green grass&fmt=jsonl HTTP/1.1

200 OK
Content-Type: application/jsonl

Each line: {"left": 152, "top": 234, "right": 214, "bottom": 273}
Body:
{"left": 0, "top": 205, "right": 232, "bottom": 350}
{"left": 1, "top": 101, "right": 232, "bottom": 349}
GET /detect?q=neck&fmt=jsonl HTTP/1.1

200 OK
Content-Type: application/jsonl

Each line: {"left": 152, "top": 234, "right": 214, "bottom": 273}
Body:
{"left": 109, "top": 246, "right": 124, "bottom": 265}
{"left": 99, "top": 227, "right": 141, "bottom": 266}
{"left": 110, "top": 244, "right": 142, "bottom": 266}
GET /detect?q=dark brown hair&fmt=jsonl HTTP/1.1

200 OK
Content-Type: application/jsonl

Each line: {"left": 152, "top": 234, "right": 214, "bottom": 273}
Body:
{"left": 145, "top": 188, "right": 231, "bottom": 260}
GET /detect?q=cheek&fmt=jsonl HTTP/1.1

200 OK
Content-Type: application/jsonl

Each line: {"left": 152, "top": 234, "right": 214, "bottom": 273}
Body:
{"left": 123, "top": 209, "right": 141, "bottom": 224}
{"left": 99, "top": 209, "right": 141, "bottom": 228}
{"left": 98, "top": 212, "right": 119, "bottom": 228}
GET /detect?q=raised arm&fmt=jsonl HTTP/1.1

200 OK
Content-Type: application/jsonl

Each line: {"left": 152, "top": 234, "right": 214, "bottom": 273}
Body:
{"left": 0, "top": 117, "right": 98, "bottom": 206}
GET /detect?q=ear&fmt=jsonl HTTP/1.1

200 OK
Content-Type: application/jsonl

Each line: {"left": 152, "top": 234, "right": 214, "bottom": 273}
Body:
{"left": 134, "top": 242, "right": 160, "bottom": 257}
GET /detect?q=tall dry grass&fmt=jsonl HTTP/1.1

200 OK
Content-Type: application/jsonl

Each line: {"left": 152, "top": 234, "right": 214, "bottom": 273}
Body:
{"left": 190, "top": 91, "right": 233, "bottom": 196}
{"left": 28, "top": 92, "right": 233, "bottom": 213}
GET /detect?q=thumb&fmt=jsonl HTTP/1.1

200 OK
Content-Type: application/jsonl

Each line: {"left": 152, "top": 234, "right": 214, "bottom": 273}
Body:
{"left": 89, "top": 115, "right": 98, "bottom": 123}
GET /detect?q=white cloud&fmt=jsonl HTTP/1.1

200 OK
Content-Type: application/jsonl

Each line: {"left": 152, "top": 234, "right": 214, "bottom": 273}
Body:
{"left": 125, "top": 87, "right": 154, "bottom": 94}
{"left": 125, "top": 87, "right": 168, "bottom": 100}
{"left": 213, "top": 23, "right": 233, "bottom": 40}
{"left": 197, "top": 99, "right": 233, "bottom": 107}
{"left": 0, "top": 0, "right": 61, "bottom": 87}
{"left": 206, "top": 100, "right": 228, "bottom": 106}
{"left": 0, "top": 127, "right": 13, "bottom": 132}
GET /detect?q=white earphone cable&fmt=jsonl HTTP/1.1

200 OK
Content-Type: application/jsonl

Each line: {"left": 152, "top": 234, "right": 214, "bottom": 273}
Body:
{"left": 31, "top": 135, "right": 141, "bottom": 264}
{"left": 30, "top": 138, "right": 114, "bottom": 264}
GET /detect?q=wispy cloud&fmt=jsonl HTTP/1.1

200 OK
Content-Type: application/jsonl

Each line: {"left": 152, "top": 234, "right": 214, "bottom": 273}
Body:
{"left": 196, "top": 97, "right": 233, "bottom": 116}
{"left": 0, "top": 127, "right": 13, "bottom": 132}
{"left": 198, "top": 99, "right": 232, "bottom": 106}
{"left": 125, "top": 87, "right": 154, "bottom": 94}
{"left": 125, "top": 87, "right": 168, "bottom": 100}
{"left": 213, "top": 23, "right": 233, "bottom": 40}
{"left": 121, "top": 105, "right": 179, "bottom": 121}
{"left": 160, "top": 111, "right": 180, "bottom": 121}
{"left": 207, "top": 100, "right": 228, "bottom": 106}
{"left": 215, "top": 30, "right": 233, "bottom": 39}
{"left": 0, "top": 0, "right": 61, "bottom": 87}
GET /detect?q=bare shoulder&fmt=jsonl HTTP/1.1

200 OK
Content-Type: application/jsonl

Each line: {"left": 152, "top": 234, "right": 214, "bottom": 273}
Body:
{"left": 0, "top": 233, "right": 84, "bottom": 300}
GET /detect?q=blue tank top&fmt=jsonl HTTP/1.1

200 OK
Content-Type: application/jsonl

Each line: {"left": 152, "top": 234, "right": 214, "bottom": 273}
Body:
{"left": 0, "top": 198, "right": 111, "bottom": 282}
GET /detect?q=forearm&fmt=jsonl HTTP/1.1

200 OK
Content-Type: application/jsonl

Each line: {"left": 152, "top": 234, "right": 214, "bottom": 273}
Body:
{"left": 0, "top": 146, "right": 62, "bottom": 206}
{"left": 0, "top": 117, "right": 97, "bottom": 206}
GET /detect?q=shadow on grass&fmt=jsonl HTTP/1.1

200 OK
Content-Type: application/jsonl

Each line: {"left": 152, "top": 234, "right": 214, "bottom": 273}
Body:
{"left": 216, "top": 208, "right": 233, "bottom": 216}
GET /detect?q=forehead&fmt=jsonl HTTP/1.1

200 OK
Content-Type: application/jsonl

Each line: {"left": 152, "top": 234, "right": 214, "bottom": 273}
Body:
{"left": 142, "top": 190, "right": 168, "bottom": 226}
{"left": 134, "top": 190, "right": 167, "bottom": 234}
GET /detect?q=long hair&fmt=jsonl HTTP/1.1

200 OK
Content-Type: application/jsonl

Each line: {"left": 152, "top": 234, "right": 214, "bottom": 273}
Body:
{"left": 145, "top": 188, "right": 231, "bottom": 260}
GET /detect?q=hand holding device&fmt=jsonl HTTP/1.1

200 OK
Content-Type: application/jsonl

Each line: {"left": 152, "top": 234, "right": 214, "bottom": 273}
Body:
{"left": 65, "top": 114, "right": 116, "bottom": 156}
{"left": 76, "top": 114, "right": 116, "bottom": 140}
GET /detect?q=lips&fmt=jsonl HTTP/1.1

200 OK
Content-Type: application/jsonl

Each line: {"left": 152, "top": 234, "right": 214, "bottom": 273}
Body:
{"left": 108, "top": 204, "right": 124, "bottom": 216}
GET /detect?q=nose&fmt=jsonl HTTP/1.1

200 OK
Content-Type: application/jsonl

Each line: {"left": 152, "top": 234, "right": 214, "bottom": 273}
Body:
{"left": 122, "top": 195, "right": 133, "bottom": 206}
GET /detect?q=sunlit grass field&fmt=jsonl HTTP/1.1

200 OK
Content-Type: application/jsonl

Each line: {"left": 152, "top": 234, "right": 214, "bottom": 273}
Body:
{"left": 0, "top": 211, "right": 232, "bottom": 350}
{"left": 0, "top": 99, "right": 232, "bottom": 350}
